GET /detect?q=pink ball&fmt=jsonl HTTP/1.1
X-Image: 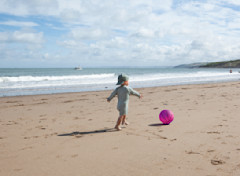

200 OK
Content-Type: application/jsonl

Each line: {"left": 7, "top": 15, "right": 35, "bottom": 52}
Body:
{"left": 159, "top": 110, "right": 174, "bottom": 125}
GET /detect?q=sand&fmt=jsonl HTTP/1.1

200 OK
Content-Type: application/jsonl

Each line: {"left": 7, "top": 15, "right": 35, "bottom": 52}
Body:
{"left": 1, "top": 81, "right": 240, "bottom": 176}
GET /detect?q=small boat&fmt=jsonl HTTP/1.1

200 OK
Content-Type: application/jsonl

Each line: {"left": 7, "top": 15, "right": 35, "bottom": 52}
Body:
{"left": 74, "top": 66, "right": 82, "bottom": 70}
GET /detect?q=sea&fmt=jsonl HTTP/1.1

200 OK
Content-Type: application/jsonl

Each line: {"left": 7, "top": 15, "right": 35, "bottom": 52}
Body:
{"left": 0, "top": 67, "right": 239, "bottom": 97}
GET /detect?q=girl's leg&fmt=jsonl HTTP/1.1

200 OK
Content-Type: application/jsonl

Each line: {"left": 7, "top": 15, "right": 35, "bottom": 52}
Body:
{"left": 122, "top": 115, "right": 129, "bottom": 125}
{"left": 115, "top": 115, "right": 123, "bottom": 130}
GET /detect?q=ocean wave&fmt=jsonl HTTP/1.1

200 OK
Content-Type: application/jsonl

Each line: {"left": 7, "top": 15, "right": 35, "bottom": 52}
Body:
{"left": 130, "top": 71, "right": 236, "bottom": 82}
{"left": 0, "top": 73, "right": 115, "bottom": 83}
{"left": 1, "top": 68, "right": 239, "bottom": 97}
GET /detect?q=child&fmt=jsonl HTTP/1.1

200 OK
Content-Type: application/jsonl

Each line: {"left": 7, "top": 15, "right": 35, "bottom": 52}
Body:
{"left": 107, "top": 74, "right": 142, "bottom": 130}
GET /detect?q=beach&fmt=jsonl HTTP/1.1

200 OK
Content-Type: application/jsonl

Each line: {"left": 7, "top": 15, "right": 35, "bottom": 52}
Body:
{"left": 1, "top": 81, "right": 240, "bottom": 176}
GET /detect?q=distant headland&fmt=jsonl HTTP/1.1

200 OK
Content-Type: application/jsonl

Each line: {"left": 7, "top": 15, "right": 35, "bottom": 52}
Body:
{"left": 175, "top": 59, "right": 240, "bottom": 68}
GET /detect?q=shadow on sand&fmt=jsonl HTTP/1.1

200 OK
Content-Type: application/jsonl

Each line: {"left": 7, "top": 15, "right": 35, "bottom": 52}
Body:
{"left": 148, "top": 123, "right": 169, "bottom": 126}
{"left": 58, "top": 128, "right": 117, "bottom": 137}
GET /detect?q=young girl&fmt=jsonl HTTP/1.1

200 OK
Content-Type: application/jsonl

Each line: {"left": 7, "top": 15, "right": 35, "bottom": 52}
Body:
{"left": 107, "top": 74, "right": 142, "bottom": 130}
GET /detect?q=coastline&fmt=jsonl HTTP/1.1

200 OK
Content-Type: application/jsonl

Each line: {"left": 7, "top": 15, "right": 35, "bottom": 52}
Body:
{"left": 1, "top": 81, "right": 240, "bottom": 176}
{"left": 1, "top": 78, "right": 239, "bottom": 98}
{"left": 1, "top": 67, "right": 239, "bottom": 97}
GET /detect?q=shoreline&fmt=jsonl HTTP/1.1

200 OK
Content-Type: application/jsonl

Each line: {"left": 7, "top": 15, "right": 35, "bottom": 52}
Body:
{"left": 1, "top": 67, "right": 239, "bottom": 98}
{"left": 1, "top": 81, "right": 240, "bottom": 176}
{"left": 1, "top": 80, "right": 239, "bottom": 98}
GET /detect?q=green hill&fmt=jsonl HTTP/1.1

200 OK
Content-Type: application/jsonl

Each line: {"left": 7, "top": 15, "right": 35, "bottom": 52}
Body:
{"left": 200, "top": 59, "right": 240, "bottom": 68}
{"left": 174, "top": 62, "right": 208, "bottom": 68}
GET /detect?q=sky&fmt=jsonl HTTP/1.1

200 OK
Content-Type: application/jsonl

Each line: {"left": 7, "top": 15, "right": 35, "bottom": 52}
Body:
{"left": 0, "top": 0, "right": 240, "bottom": 68}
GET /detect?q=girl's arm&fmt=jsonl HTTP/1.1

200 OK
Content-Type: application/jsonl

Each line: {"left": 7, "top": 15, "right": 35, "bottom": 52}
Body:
{"left": 107, "top": 88, "right": 118, "bottom": 102}
{"left": 129, "top": 87, "right": 141, "bottom": 98}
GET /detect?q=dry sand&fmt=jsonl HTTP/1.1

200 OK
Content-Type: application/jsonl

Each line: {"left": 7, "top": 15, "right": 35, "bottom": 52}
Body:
{"left": 1, "top": 81, "right": 240, "bottom": 176}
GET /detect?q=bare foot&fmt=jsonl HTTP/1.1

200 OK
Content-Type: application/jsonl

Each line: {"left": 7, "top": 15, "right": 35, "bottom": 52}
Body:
{"left": 122, "top": 121, "right": 129, "bottom": 125}
{"left": 115, "top": 126, "right": 122, "bottom": 131}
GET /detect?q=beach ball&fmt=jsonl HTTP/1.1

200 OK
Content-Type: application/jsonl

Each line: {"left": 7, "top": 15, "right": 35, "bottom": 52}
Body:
{"left": 159, "top": 110, "right": 174, "bottom": 125}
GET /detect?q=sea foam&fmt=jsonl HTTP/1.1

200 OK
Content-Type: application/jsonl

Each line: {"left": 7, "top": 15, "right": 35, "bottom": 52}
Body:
{"left": 0, "top": 68, "right": 239, "bottom": 97}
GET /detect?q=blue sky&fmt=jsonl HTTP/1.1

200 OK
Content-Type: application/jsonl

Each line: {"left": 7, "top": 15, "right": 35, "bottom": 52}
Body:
{"left": 0, "top": 0, "right": 240, "bottom": 68}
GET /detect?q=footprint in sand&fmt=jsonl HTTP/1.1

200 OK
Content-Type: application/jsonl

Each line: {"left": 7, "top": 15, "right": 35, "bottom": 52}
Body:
{"left": 71, "top": 154, "right": 78, "bottom": 158}
{"left": 21, "top": 146, "right": 33, "bottom": 150}
{"left": 14, "top": 169, "right": 22, "bottom": 172}
{"left": 5, "top": 121, "right": 18, "bottom": 125}
{"left": 185, "top": 150, "right": 200, "bottom": 155}
{"left": 75, "top": 135, "right": 82, "bottom": 138}
{"left": 151, "top": 132, "right": 167, "bottom": 139}
{"left": 66, "top": 111, "right": 72, "bottom": 114}
{"left": 63, "top": 100, "right": 74, "bottom": 103}
{"left": 6, "top": 101, "right": 21, "bottom": 103}
{"left": 13, "top": 104, "right": 25, "bottom": 107}
{"left": 207, "top": 150, "right": 215, "bottom": 153}
{"left": 207, "top": 131, "right": 221, "bottom": 134}
{"left": 51, "top": 132, "right": 58, "bottom": 136}
{"left": 52, "top": 118, "right": 57, "bottom": 122}
{"left": 211, "top": 159, "right": 225, "bottom": 165}
{"left": 34, "top": 102, "right": 47, "bottom": 105}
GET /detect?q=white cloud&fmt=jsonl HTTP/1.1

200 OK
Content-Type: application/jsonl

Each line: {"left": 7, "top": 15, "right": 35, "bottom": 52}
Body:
{"left": 0, "top": 0, "right": 59, "bottom": 16}
{"left": 0, "top": 32, "right": 8, "bottom": 41}
{"left": 12, "top": 31, "right": 43, "bottom": 44}
{"left": 69, "top": 27, "right": 108, "bottom": 40}
{"left": 0, "top": 20, "right": 38, "bottom": 27}
{"left": 218, "top": 0, "right": 240, "bottom": 6}
{"left": 131, "top": 28, "right": 155, "bottom": 38}
{"left": 0, "top": 31, "right": 44, "bottom": 44}
{"left": 60, "top": 40, "right": 78, "bottom": 48}
{"left": 0, "top": 0, "right": 240, "bottom": 66}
